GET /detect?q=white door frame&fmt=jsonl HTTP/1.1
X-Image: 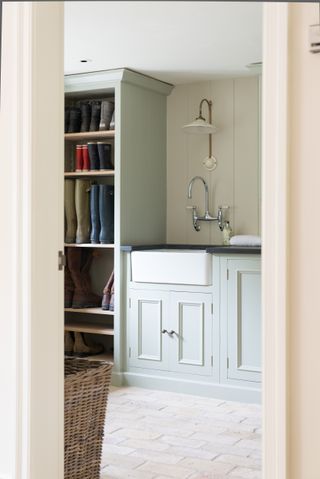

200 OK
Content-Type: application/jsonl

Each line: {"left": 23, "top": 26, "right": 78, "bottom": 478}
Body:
{"left": 0, "top": 2, "right": 289, "bottom": 478}
{"left": 262, "top": 4, "right": 288, "bottom": 478}
{"left": 0, "top": 3, "right": 64, "bottom": 479}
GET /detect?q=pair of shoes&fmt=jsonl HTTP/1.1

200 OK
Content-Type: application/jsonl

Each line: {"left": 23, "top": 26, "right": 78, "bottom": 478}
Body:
{"left": 90, "top": 184, "right": 114, "bottom": 244}
{"left": 64, "top": 331, "right": 104, "bottom": 357}
{"left": 102, "top": 270, "right": 114, "bottom": 311}
{"left": 87, "top": 142, "right": 113, "bottom": 170}
{"left": 75, "top": 142, "right": 112, "bottom": 172}
{"left": 65, "top": 106, "right": 81, "bottom": 133}
{"left": 65, "top": 248, "right": 101, "bottom": 308}
{"left": 64, "top": 180, "right": 114, "bottom": 244}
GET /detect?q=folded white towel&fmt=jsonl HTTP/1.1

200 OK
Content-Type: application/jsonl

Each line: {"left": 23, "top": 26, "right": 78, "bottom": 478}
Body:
{"left": 229, "top": 235, "right": 261, "bottom": 246}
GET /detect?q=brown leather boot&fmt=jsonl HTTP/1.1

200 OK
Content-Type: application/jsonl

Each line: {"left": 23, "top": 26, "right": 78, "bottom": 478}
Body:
{"left": 64, "top": 253, "right": 75, "bottom": 307}
{"left": 67, "top": 248, "right": 101, "bottom": 308}
{"left": 102, "top": 270, "right": 114, "bottom": 310}
{"left": 64, "top": 331, "right": 74, "bottom": 356}
{"left": 73, "top": 332, "right": 104, "bottom": 357}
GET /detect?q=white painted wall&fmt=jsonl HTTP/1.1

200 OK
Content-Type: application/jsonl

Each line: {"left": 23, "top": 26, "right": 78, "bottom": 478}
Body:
{"left": 166, "top": 76, "right": 260, "bottom": 244}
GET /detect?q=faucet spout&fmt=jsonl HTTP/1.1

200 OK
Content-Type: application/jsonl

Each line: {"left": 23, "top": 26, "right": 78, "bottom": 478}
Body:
{"left": 187, "top": 176, "right": 209, "bottom": 214}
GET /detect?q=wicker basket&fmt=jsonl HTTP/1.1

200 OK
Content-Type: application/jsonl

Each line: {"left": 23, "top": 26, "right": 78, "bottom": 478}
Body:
{"left": 65, "top": 358, "right": 113, "bottom": 479}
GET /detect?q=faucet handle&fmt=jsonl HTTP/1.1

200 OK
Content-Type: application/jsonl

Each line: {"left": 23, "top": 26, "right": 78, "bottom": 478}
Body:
{"left": 186, "top": 205, "right": 197, "bottom": 211}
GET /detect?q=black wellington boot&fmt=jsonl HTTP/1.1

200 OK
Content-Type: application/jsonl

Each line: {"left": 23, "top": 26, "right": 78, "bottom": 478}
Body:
{"left": 68, "top": 107, "right": 81, "bottom": 133}
{"left": 90, "top": 184, "right": 100, "bottom": 244}
{"left": 65, "top": 106, "right": 70, "bottom": 133}
{"left": 89, "top": 101, "right": 101, "bottom": 131}
{"left": 80, "top": 101, "right": 91, "bottom": 132}
{"left": 99, "top": 184, "right": 114, "bottom": 244}
{"left": 97, "top": 142, "right": 113, "bottom": 170}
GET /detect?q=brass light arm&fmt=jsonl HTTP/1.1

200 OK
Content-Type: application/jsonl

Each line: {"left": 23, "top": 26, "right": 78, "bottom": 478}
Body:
{"left": 198, "top": 99, "right": 213, "bottom": 158}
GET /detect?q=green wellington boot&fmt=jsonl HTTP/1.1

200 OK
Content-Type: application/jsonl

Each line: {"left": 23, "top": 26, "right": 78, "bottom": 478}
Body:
{"left": 64, "top": 179, "right": 77, "bottom": 243}
{"left": 75, "top": 179, "right": 91, "bottom": 244}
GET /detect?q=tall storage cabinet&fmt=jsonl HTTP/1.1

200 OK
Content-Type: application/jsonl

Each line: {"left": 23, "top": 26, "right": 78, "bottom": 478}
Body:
{"left": 64, "top": 69, "right": 173, "bottom": 382}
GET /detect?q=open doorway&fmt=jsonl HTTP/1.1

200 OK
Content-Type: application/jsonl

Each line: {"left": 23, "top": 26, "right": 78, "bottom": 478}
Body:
{"left": 64, "top": 2, "right": 262, "bottom": 478}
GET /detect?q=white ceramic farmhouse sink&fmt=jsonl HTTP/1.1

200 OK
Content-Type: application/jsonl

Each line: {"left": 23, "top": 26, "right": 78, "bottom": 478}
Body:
{"left": 131, "top": 249, "right": 212, "bottom": 286}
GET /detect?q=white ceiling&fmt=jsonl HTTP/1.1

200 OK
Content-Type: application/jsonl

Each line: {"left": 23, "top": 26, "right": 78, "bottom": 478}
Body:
{"left": 64, "top": 1, "right": 262, "bottom": 85}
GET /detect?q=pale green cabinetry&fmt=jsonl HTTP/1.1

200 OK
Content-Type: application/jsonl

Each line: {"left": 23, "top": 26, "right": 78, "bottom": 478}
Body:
{"left": 129, "top": 289, "right": 213, "bottom": 376}
{"left": 125, "top": 253, "right": 261, "bottom": 403}
{"left": 219, "top": 256, "right": 262, "bottom": 386}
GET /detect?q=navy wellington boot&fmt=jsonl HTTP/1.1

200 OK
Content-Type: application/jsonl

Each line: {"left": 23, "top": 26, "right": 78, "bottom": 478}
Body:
{"left": 99, "top": 184, "right": 114, "bottom": 244}
{"left": 97, "top": 142, "right": 113, "bottom": 170}
{"left": 90, "top": 184, "right": 100, "bottom": 244}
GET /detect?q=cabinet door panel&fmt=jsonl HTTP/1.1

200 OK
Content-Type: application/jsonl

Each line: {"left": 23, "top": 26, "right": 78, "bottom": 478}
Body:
{"left": 170, "top": 292, "right": 213, "bottom": 376}
{"left": 129, "top": 290, "right": 169, "bottom": 370}
{"left": 227, "top": 259, "right": 261, "bottom": 383}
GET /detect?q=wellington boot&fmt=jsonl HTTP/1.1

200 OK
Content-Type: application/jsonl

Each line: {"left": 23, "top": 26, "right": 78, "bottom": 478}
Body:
{"left": 68, "top": 106, "right": 81, "bottom": 133}
{"left": 97, "top": 142, "right": 113, "bottom": 170}
{"left": 99, "top": 100, "right": 114, "bottom": 131}
{"left": 102, "top": 270, "right": 114, "bottom": 310}
{"left": 75, "top": 179, "right": 91, "bottom": 244}
{"left": 64, "top": 179, "right": 77, "bottom": 243}
{"left": 89, "top": 101, "right": 101, "bottom": 131}
{"left": 64, "top": 259, "right": 75, "bottom": 308}
{"left": 64, "top": 331, "right": 74, "bottom": 356}
{"left": 73, "top": 332, "right": 104, "bottom": 357}
{"left": 80, "top": 101, "right": 91, "bottom": 132}
{"left": 68, "top": 248, "right": 101, "bottom": 308}
{"left": 90, "top": 184, "right": 100, "bottom": 243}
{"left": 87, "top": 142, "right": 100, "bottom": 170}
{"left": 99, "top": 184, "right": 114, "bottom": 244}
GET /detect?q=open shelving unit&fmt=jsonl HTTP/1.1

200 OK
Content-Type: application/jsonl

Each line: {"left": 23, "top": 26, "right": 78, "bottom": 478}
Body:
{"left": 64, "top": 100, "right": 115, "bottom": 363}
{"left": 64, "top": 68, "right": 173, "bottom": 382}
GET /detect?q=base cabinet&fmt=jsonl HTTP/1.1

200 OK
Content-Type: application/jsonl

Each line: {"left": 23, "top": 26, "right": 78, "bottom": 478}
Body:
{"left": 221, "top": 257, "right": 262, "bottom": 385}
{"left": 129, "top": 289, "right": 213, "bottom": 376}
{"left": 126, "top": 253, "right": 261, "bottom": 402}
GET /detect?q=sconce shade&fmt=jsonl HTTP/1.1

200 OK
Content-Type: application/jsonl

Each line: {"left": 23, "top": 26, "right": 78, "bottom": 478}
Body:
{"left": 183, "top": 117, "right": 217, "bottom": 134}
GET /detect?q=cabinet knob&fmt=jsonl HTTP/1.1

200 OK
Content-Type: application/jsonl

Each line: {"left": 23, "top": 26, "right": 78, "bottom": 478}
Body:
{"left": 161, "top": 329, "right": 168, "bottom": 334}
{"left": 168, "top": 330, "right": 176, "bottom": 335}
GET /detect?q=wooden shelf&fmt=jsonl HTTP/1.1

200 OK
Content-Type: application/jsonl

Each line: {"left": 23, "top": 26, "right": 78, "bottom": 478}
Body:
{"left": 65, "top": 308, "right": 114, "bottom": 315}
{"left": 64, "top": 170, "right": 114, "bottom": 178}
{"left": 64, "top": 243, "right": 114, "bottom": 249}
{"left": 87, "top": 352, "right": 114, "bottom": 363}
{"left": 65, "top": 352, "right": 114, "bottom": 363}
{"left": 65, "top": 322, "right": 114, "bottom": 336}
{"left": 65, "top": 130, "right": 115, "bottom": 141}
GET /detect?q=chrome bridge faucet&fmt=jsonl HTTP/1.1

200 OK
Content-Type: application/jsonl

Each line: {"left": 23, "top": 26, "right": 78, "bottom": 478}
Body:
{"left": 187, "top": 176, "right": 228, "bottom": 232}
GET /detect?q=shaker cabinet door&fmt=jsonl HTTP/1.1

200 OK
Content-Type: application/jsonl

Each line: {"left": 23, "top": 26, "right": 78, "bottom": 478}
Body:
{"left": 227, "top": 259, "right": 262, "bottom": 383}
{"left": 169, "top": 292, "right": 213, "bottom": 376}
{"left": 128, "top": 290, "right": 170, "bottom": 371}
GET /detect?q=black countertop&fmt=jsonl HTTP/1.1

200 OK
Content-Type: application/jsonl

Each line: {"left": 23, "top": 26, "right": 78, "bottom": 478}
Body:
{"left": 121, "top": 244, "right": 261, "bottom": 255}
